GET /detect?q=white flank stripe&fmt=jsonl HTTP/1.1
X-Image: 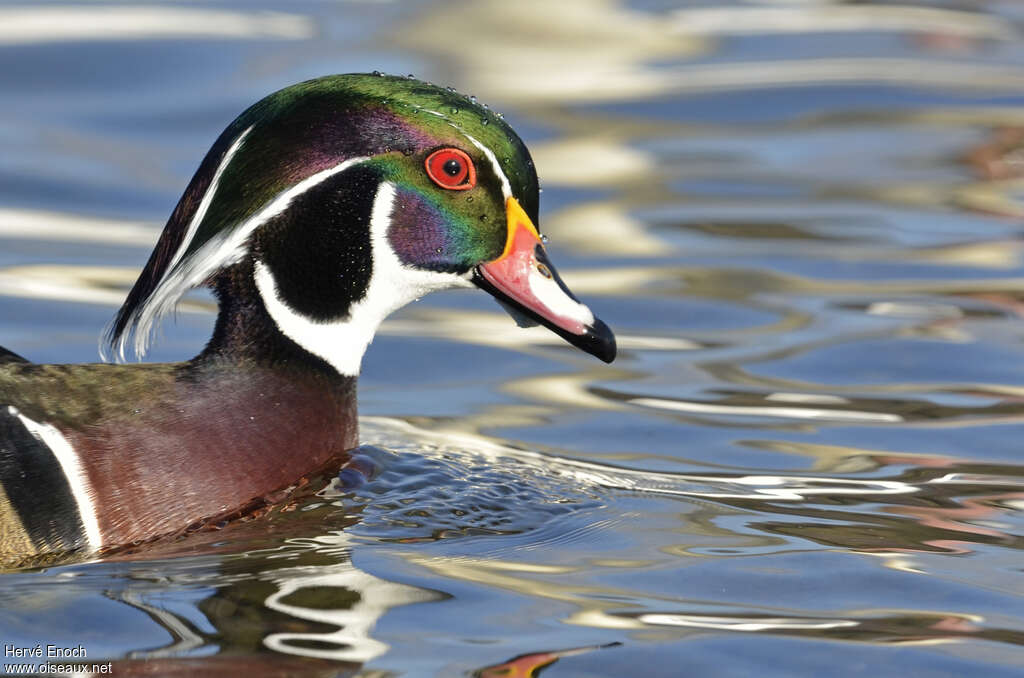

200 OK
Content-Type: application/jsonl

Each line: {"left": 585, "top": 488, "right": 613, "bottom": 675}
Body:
{"left": 8, "top": 406, "right": 102, "bottom": 549}
{"left": 464, "top": 132, "right": 513, "bottom": 200}
{"left": 255, "top": 181, "right": 470, "bottom": 376}
{"left": 117, "top": 154, "right": 369, "bottom": 362}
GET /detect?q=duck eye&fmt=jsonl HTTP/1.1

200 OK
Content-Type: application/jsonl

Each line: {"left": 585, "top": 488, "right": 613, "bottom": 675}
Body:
{"left": 425, "top": 148, "right": 476, "bottom": 190}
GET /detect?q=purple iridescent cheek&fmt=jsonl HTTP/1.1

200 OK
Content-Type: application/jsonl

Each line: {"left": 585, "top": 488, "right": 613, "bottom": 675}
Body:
{"left": 387, "top": 186, "right": 474, "bottom": 271}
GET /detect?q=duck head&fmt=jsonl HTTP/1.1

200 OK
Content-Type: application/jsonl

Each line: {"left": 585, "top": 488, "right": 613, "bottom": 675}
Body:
{"left": 105, "top": 74, "right": 615, "bottom": 375}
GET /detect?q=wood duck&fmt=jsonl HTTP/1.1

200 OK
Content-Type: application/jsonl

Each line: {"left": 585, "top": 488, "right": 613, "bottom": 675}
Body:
{"left": 0, "top": 74, "right": 615, "bottom": 565}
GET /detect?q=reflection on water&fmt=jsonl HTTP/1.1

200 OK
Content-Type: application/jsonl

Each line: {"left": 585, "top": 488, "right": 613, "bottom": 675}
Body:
{"left": 0, "top": 6, "right": 312, "bottom": 45}
{"left": 473, "top": 643, "right": 621, "bottom": 678}
{"left": 7, "top": 415, "right": 1018, "bottom": 673}
{"left": 3, "top": 0, "right": 1024, "bottom": 676}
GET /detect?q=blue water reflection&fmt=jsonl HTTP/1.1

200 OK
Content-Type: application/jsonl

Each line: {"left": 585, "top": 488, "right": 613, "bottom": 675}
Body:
{"left": 2, "top": 1, "right": 1024, "bottom": 676}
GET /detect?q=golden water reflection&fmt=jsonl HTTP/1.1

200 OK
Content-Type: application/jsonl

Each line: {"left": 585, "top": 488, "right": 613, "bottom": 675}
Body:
{"left": 0, "top": 6, "right": 312, "bottom": 45}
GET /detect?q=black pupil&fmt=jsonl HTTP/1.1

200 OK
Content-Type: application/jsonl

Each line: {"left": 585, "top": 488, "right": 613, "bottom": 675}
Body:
{"left": 443, "top": 158, "right": 462, "bottom": 177}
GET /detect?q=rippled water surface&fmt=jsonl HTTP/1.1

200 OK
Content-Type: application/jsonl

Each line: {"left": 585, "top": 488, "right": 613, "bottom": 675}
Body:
{"left": 3, "top": 1, "right": 1024, "bottom": 676}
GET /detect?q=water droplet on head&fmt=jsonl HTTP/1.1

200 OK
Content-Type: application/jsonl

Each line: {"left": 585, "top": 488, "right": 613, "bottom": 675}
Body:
{"left": 450, "top": 107, "right": 459, "bottom": 115}
{"left": 435, "top": 247, "right": 443, "bottom": 254}
{"left": 481, "top": 118, "right": 489, "bottom": 126}
{"left": 480, "top": 214, "right": 488, "bottom": 222}
{"left": 469, "top": 95, "right": 477, "bottom": 103}
{"left": 372, "top": 70, "right": 383, "bottom": 76}
{"left": 407, "top": 73, "right": 415, "bottom": 79}
{"left": 446, "top": 86, "right": 456, "bottom": 92}
{"left": 538, "top": 187, "right": 544, "bottom": 194}
{"left": 540, "top": 234, "right": 549, "bottom": 244}
{"left": 466, "top": 196, "right": 473, "bottom": 203}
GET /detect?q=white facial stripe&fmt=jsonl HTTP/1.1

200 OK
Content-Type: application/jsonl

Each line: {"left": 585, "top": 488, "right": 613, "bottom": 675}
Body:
{"left": 527, "top": 268, "right": 595, "bottom": 329}
{"left": 162, "top": 124, "right": 254, "bottom": 280}
{"left": 255, "top": 181, "right": 471, "bottom": 377}
{"left": 113, "top": 154, "right": 370, "bottom": 362}
{"left": 9, "top": 406, "right": 101, "bottom": 550}
{"left": 430, "top": 115, "right": 513, "bottom": 200}
{"left": 464, "top": 132, "right": 512, "bottom": 200}
{"left": 255, "top": 260, "right": 370, "bottom": 376}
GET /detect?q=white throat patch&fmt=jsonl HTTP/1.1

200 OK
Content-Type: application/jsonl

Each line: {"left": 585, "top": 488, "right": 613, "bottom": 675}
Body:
{"left": 254, "top": 181, "right": 471, "bottom": 377}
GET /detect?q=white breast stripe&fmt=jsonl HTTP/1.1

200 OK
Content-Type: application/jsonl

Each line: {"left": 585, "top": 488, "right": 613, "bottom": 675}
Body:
{"left": 464, "top": 132, "right": 512, "bottom": 200}
{"left": 8, "top": 406, "right": 101, "bottom": 550}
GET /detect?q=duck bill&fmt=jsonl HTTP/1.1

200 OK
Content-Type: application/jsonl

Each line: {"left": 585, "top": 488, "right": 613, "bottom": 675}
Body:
{"left": 473, "top": 197, "right": 616, "bottom": 363}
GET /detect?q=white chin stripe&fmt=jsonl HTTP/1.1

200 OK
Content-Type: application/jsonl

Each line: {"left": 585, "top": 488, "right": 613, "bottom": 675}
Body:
{"left": 255, "top": 181, "right": 470, "bottom": 377}
{"left": 9, "top": 406, "right": 101, "bottom": 550}
{"left": 254, "top": 260, "right": 369, "bottom": 377}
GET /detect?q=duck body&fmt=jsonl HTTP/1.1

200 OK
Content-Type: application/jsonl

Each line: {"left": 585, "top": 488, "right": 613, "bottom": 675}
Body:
{"left": 0, "top": 359, "right": 355, "bottom": 558}
{"left": 0, "top": 74, "right": 614, "bottom": 565}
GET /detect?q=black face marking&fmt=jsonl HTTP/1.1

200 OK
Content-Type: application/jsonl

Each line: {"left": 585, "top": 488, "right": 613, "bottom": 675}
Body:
{"left": 254, "top": 165, "right": 379, "bottom": 322}
{"left": 0, "top": 409, "right": 87, "bottom": 552}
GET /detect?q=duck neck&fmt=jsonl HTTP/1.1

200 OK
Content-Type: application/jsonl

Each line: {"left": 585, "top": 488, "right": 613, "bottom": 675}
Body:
{"left": 196, "top": 259, "right": 356, "bottom": 383}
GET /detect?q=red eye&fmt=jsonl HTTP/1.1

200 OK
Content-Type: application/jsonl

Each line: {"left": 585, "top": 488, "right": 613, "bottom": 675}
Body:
{"left": 425, "top": 148, "right": 476, "bottom": 190}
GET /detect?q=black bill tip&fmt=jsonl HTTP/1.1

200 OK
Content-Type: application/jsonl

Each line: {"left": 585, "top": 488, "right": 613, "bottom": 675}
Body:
{"left": 472, "top": 268, "right": 617, "bottom": 363}
{"left": 574, "top": 317, "right": 617, "bottom": 363}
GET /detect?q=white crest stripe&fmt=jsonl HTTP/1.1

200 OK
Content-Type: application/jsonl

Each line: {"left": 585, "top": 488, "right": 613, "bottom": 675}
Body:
{"left": 162, "top": 124, "right": 254, "bottom": 281}
{"left": 9, "top": 406, "right": 102, "bottom": 550}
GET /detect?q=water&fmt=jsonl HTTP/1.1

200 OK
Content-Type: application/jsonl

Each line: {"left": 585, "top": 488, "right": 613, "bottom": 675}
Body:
{"left": 2, "top": 1, "right": 1024, "bottom": 675}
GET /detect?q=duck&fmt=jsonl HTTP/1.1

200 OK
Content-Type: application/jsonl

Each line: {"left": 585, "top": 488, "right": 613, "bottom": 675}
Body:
{"left": 0, "top": 74, "right": 615, "bottom": 566}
